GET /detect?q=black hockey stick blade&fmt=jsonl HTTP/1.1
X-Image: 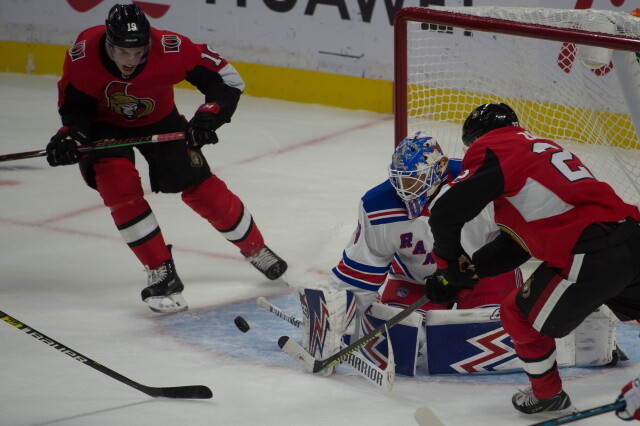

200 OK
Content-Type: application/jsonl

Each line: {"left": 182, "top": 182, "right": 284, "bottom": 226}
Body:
{"left": 310, "top": 295, "right": 427, "bottom": 373}
{"left": 0, "top": 309, "right": 212, "bottom": 399}
{"left": 529, "top": 401, "right": 625, "bottom": 425}
{"left": 147, "top": 385, "right": 213, "bottom": 399}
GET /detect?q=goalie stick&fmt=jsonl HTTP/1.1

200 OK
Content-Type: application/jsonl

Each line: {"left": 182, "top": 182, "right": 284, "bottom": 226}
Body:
{"left": 0, "top": 309, "right": 212, "bottom": 399}
{"left": 0, "top": 132, "right": 186, "bottom": 163}
{"left": 256, "top": 296, "right": 395, "bottom": 392}
{"left": 279, "top": 294, "right": 427, "bottom": 374}
{"left": 414, "top": 406, "right": 445, "bottom": 426}
{"left": 529, "top": 401, "right": 625, "bottom": 426}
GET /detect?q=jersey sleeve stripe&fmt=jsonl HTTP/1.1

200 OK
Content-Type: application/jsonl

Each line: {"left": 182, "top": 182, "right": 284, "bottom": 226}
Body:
{"left": 331, "top": 267, "right": 383, "bottom": 292}
{"left": 389, "top": 254, "right": 416, "bottom": 281}
{"left": 340, "top": 251, "right": 390, "bottom": 274}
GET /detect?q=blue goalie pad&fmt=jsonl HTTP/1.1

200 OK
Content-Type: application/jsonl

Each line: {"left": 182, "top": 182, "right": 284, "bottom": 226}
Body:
{"left": 359, "top": 303, "right": 421, "bottom": 376}
{"left": 425, "top": 308, "right": 521, "bottom": 374}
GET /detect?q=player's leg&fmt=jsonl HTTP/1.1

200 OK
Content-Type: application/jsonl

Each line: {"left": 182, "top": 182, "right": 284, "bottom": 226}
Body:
{"left": 83, "top": 155, "right": 185, "bottom": 312}
{"left": 138, "top": 137, "right": 287, "bottom": 281}
{"left": 181, "top": 174, "right": 287, "bottom": 280}
{"left": 503, "top": 239, "right": 637, "bottom": 415}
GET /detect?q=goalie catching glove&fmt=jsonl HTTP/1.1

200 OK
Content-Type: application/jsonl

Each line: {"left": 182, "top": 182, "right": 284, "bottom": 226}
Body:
{"left": 300, "top": 288, "right": 357, "bottom": 376}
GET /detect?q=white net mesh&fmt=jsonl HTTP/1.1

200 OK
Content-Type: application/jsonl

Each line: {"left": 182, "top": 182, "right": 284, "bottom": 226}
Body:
{"left": 400, "top": 6, "right": 640, "bottom": 206}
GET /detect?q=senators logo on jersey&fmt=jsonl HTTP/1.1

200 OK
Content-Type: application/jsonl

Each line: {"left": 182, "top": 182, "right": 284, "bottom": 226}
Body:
{"left": 105, "top": 81, "right": 154, "bottom": 121}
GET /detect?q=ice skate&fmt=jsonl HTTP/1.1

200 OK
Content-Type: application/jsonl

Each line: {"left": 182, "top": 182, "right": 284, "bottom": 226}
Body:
{"left": 141, "top": 251, "right": 188, "bottom": 313}
{"left": 512, "top": 387, "right": 577, "bottom": 415}
{"left": 246, "top": 245, "right": 288, "bottom": 280}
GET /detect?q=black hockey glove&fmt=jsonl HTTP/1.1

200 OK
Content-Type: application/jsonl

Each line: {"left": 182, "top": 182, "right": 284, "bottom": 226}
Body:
{"left": 424, "top": 273, "right": 458, "bottom": 304}
{"left": 46, "top": 127, "right": 89, "bottom": 167}
{"left": 432, "top": 249, "right": 479, "bottom": 290}
{"left": 187, "top": 102, "right": 222, "bottom": 148}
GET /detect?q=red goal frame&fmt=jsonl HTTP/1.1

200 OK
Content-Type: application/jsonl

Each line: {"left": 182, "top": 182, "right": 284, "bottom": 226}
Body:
{"left": 393, "top": 7, "right": 640, "bottom": 145}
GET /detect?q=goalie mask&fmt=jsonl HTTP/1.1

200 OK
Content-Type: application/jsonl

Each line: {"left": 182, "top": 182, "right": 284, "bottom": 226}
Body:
{"left": 389, "top": 132, "right": 449, "bottom": 219}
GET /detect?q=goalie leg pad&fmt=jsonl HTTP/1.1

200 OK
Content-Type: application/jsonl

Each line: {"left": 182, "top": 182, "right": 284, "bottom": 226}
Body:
{"left": 299, "top": 288, "right": 357, "bottom": 376}
{"left": 360, "top": 302, "right": 423, "bottom": 376}
{"left": 423, "top": 304, "right": 621, "bottom": 375}
{"left": 424, "top": 307, "right": 521, "bottom": 374}
{"left": 556, "top": 304, "right": 618, "bottom": 367}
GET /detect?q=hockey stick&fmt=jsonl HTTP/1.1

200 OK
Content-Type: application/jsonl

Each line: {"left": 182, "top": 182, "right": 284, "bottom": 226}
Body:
{"left": 279, "top": 294, "right": 427, "bottom": 374}
{"left": 256, "top": 296, "right": 302, "bottom": 328}
{"left": 256, "top": 296, "right": 395, "bottom": 392}
{"left": 414, "top": 406, "right": 446, "bottom": 426}
{"left": 0, "top": 131, "right": 186, "bottom": 163}
{"left": 0, "top": 309, "right": 212, "bottom": 399}
{"left": 529, "top": 401, "right": 625, "bottom": 425}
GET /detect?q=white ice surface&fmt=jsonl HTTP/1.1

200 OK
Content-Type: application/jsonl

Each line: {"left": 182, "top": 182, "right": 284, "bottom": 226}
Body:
{"left": 0, "top": 73, "right": 637, "bottom": 426}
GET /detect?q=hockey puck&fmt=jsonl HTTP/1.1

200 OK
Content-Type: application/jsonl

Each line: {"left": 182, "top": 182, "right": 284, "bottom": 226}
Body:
{"left": 277, "top": 336, "right": 288, "bottom": 349}
{"left": 234, "top": 316, "right": 250, "bottom": 333}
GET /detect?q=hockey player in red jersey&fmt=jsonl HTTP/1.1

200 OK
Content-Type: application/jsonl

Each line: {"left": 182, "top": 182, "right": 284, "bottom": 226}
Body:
{"left": 45, "top": 4, "right": 287, "bottom": 313}
{"left": 428, "top": 103, "right": 640, "bottom": 416}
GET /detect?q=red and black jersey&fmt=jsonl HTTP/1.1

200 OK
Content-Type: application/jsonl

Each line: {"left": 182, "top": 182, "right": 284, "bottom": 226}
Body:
{"left": 429, "top": 126, "right": 640, "bottom": 268}
{"left": 57, "top": 25, "right": 244, "bottom": 132}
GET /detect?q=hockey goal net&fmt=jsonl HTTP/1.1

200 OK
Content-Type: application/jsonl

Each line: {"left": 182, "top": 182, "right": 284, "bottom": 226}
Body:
{"left": 394, "top": 6, "right": 640, "bottom": 207}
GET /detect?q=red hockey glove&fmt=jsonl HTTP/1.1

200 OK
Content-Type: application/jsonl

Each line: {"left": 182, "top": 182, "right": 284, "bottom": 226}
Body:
{"left": 616, "top": 377, "right": 640, "bottom": 420}
{"left": 424, "top": 273, "right": 458, "bottom": 304}
{"left": 187, "top": 102, "right": 222, "bottom": 148}
{"left": 46, "top": 127, "right": 89, "bottom": 167}
{"left": 432, "top": 250, "right": 479, "bottom": 290}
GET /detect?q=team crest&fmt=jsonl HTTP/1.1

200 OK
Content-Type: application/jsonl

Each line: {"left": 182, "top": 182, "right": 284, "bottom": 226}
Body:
{"left": 521, "top": 277, "right": 532, "bottom": 298}
{"left": 162, "top": 35, "right": 181, "bottom": 53}
{"left": 105, "top": 81, "right": 154, "bottom": 121}
{"left": 395, "top": 286, "right": 409, "bottom": 299}
{"left": 187, "top": 149, "right": 204, "bottom": 167}
{"left": 69, "top": 40, "right": 86, "bottom": 61}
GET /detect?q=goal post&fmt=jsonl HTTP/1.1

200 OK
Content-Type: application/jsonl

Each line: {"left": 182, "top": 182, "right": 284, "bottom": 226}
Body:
{"left": 394, "top": 6, "right": 640, "bottom": 206}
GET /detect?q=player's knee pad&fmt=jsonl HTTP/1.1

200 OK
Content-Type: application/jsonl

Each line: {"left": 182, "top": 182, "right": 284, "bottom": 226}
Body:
{"left": 181, "top": 175, "right": 239, "bottom": 223}
{"left": 300, "top": 287, "right": 357, "bottom": 376}
{"left": 359, "top": 302, "right": 423, "bottom": 376}
{"left": 93, "top": 157, "right": 144, "bottom": 209}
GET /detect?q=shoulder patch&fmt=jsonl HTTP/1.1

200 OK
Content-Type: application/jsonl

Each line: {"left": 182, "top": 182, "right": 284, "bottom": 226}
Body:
{"left": 162, "top": 35, "right": 181, "bottom": 53}
{"left": 69, "top": 40, "right": 86, "bottom": 61}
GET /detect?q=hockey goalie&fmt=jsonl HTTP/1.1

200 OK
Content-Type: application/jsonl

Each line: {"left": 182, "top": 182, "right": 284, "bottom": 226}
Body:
{"left": 296, "top": 132, "right": 625, "bottom": 377}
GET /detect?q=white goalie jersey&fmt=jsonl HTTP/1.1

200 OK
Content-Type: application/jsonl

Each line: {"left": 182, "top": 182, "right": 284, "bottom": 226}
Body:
{"left": 330, "top": 158, "right": 498, "bottom": 311}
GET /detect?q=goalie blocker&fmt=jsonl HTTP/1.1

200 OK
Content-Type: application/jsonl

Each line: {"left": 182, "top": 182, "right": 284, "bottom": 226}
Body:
{"left": 360, "top": 303, "right": 621, "bottom": 376}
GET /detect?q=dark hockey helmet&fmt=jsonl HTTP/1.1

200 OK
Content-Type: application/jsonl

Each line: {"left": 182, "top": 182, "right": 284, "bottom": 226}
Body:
{"left": 461, "top": 103, "right": 519, "bottom": 147}
{"left": 105, "top": 4, "right": 150, "bottom": 48}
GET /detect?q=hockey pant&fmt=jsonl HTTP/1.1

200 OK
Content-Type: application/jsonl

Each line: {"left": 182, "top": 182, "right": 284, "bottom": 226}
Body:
{"left": 92, "top": 157, "right": 265, "bottom": 269}
{"left": 501, "top": 219, "right": 640, "bottom": 398}
{"left": 380, "top": 268, "right": 521, "bottom": 313}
